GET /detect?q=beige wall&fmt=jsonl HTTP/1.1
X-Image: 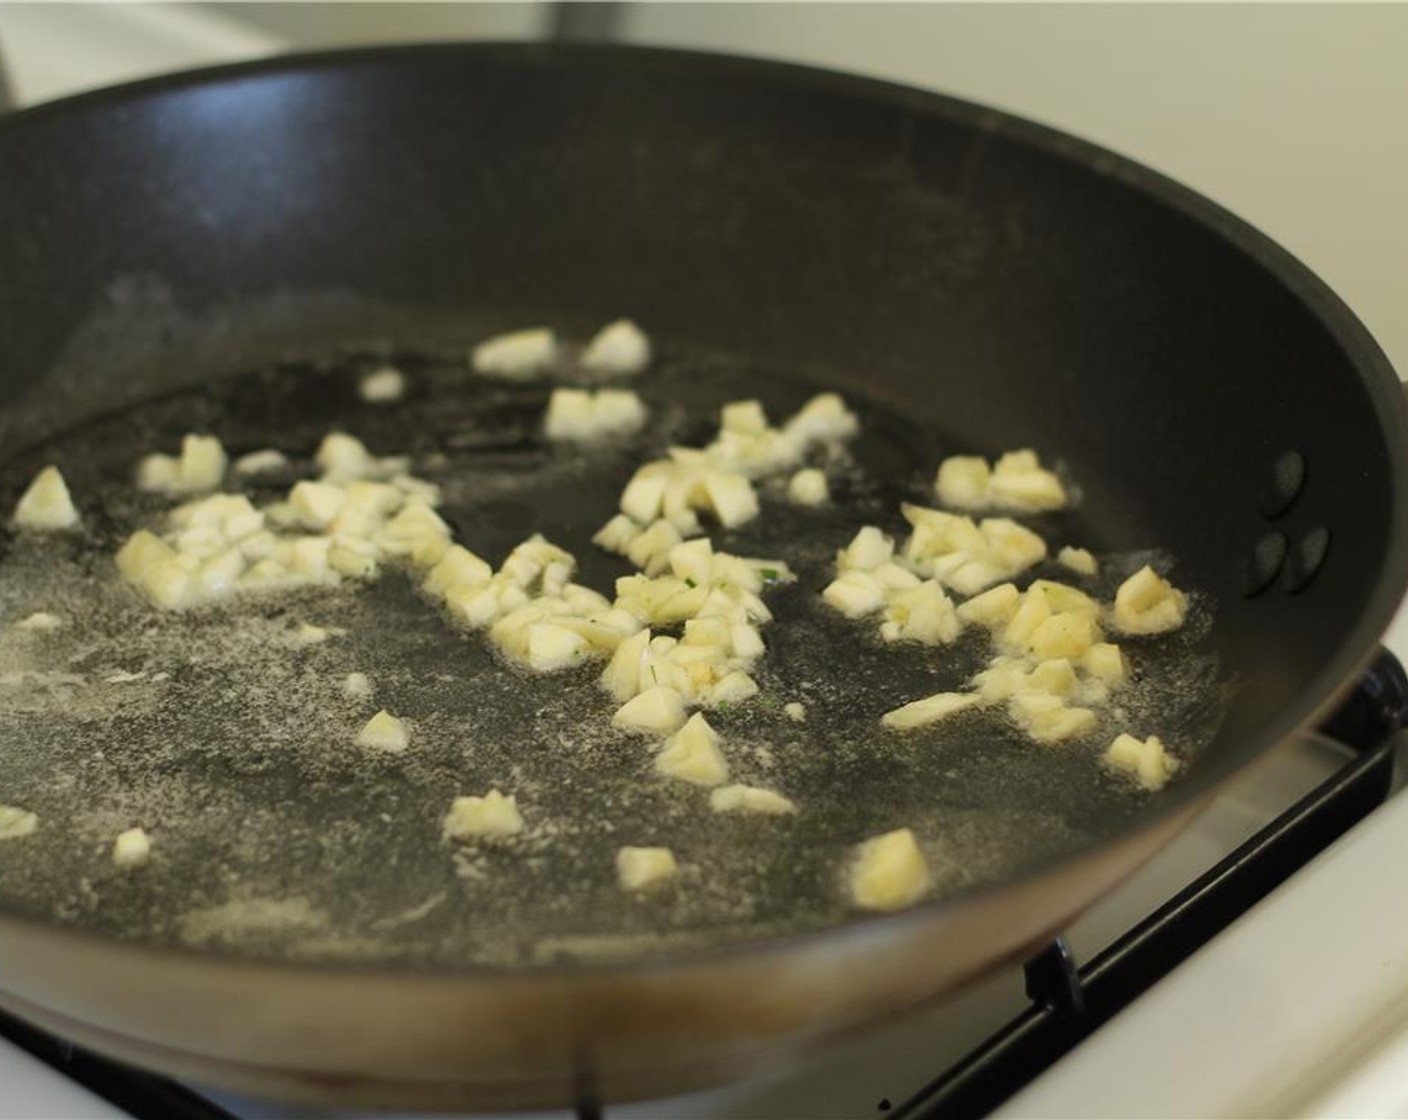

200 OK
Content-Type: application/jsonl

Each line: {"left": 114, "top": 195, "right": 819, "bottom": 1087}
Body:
{"left": 622, "top": 3, "right": 1408, "bottom": 375}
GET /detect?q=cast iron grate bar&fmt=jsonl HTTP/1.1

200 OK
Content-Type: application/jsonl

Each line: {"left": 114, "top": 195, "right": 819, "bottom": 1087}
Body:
{"left": 892, "top": 728, "right": 1398, "bottom": 1120}
{"left": 0, "top": 1004, "right": 237, "bottom": 1120}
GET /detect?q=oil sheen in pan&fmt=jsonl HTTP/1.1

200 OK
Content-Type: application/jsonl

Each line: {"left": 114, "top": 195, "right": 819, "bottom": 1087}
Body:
{"left": 0, "top": 349, "right": 1222, "bottom": 967}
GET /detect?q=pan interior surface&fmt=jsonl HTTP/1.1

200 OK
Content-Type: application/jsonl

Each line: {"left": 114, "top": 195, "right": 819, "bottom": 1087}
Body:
{"left": 0, "top": 43, "right": 1402, "bottom": 983}
{"left": 0, "top": 342, "right": 1222, "bottom": 968}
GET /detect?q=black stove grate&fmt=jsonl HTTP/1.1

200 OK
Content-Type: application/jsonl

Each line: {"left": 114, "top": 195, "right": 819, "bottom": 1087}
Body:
{"left": 3, "top": 652, "right": 1404, "bottom": 1120}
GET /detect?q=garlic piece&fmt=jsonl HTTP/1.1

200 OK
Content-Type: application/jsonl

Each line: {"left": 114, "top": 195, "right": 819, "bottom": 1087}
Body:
{"left": 881, "top": 691, "right": 982, "bottom": 730}
{"left": 1009, "top": 692, "right": 1097, "bottom": 743}
{"left": 342, "top": 672, "right": 373, "bottom": 700}
{"left": 1106, "top": 733, "right": 1178, "bottom": 791}
{"left": 1084, "top": 642, "right": 1128, "bottom": 683}
{"left": 582, "top": 319, "right": 651, "bottom": 376}
{"left": 851, "top": 828, "right": 930, "bottom": 911}
{"left": 616, "top": 845, "right": 678, "bottom": 891}
{"left": 1112, "top": 566, "right": 1189, "bottom": 636}
{"left": 613, "top": 685, "right": 687, "bottom": 736}
{"left": 785, "top": 393, "right": 859, "bottom": 444}
{"left": 359, "top": 366, "right": 406, "bottom": 403}
{"left": 787, "top": 468, "right": 829, "bottom": 507}
{"left": 356, "top": 709, "right": 409, "bottom": 753}
{"left": 444, "top": 789, "right": 524, "bottom": 840}
{"left": 424, "top": 546, "right": 493, "bottom": 597}
{"left": 471, "top": 327, "right": 556, "bottom": 379}
{"left": 956, "top": 582, "right": 1021, "bottom": 629}
{"left": 233, "top": 449, "right": 289, "bottom": 476}
{"left": 784, "top": 701, "right": 807, "bottom": 722}
{"left": 12, "top": 466, "right": 80, "bottom": 530}
{"left": 545, "top": 387, "right": 648, "bottom": 441}
{"left": 0, "top": 805, "right": 38, "bottom": 840}
{"left": 933, "top": 455, "right": 991, "bottom": 510}
{"left": 655, "top": 712, "right": 729, "bottom": 786}
{"left": 1058, "top": 546, "right": 1097, "bottom": 576}
{"left": 14, "top": 612, "right": 62, "bottom": 632}
{"left": 709, "top": 785, "right": 797, "bottom": 816}
{"left": 822, "top": 570, "right": 886, "bottom": 619}
{"left": 137, "top": 435, "right": 227, "bottom": 495}
{"left": 112, "top": 826, "right": 151, "bottom": 869}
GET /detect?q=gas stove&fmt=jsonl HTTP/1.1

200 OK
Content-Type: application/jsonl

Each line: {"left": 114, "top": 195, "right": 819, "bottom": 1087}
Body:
{"left": 3, "top": 7, "right": 1407, "bottom": 1119}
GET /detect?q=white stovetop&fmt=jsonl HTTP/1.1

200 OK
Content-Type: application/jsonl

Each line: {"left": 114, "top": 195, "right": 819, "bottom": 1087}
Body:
{"left": 3, "top": 7, "right": 1408, "bottom": 1118}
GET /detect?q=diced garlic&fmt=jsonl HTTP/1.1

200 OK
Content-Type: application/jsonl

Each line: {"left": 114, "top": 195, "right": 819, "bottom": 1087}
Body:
{"left": 710, "top": 784, "right": 797, "bottom": 815}
{"left": 785, "top": 393, "right": 859, "bottom": 444}
{"left": 956, "top": 582, "right": 1021, "bottom": 628}
{"left": 881, "top": 691, "right": 982, "bottom": 730}
{"left": 356, "top": 709, "right": 409, "bottom": 753}
{"left": 582, "top": 319, "right": 651, "bottom": 376}
{"left": 1105, "top": 733, "right": 1178, "bottom": 791}
{"left": 1112, "top": 566, "right": 1189, "bottom": 636}
{"left": 288, "top": 481, "right": 346, "bottom": 530}
{"left": 359, "top": 366, "right": 406, "bottom": 403}
{"left": 328, "top": 539, "right": 379, "bottom": 580}
{"left": 423, "top": 546, "right": 493, "bottom": 597}
{"left": 1009, "top": 693, "right": 1097, "bottom": 743}
{"left": 787, "top": 467, "right": 829, "bottom": 507}
{"left": 376, "top": 504, "right": 451, "bottom": 568}
{"left": 722, "top": 400, "right": 769, "bottom": 435}
{"left": 822, "top": 570, "right": 887, "bottom": 619}
{"left": 1084, "top": 642, "right": 1128, "bottom": 683}
{"left": 14, "top": 612, "right": 62, "bottom": 632}
{"left": 655, "top": 712, "right": 729, "bottom": 786}
{"left": 613, "top": 685, "right": 687, "bottom": 735}
{"left": 706, "top": 670, "right": 759, "bottom": 707}
{"left": 545, "top": 387, "right": 648, "bottom": 442}
{"left": 293, "top": 622, "right": 334, "bottom": 645}
{"left": 881, "top": 581, "right": 960, "bottom": 645}
{"left": 601, "top": 629, "right": 650, "bottom": 701}
{"left": 700, "top": 471, "right": 759, "bottom": 529}
{"left": 1058, "top": 546, "right": 1097, "bottom": 576}
{"left": 472, "top": 327, "right": 556, "bottom": 379}
{"left": 839, "top": 526, "right": 894, "bottom": 572}
{"left": 524, "top": 622, "right": 588, "bottom": 671}
{"left": 444, "top": 789, "right": 524, "bottom": 840}
{"left": 1027, "top": 580, "right": 1101, "bottom": 620}
{"left": 851, "top": 828, "right": 930, "bottom": 911}
{"left": 933, "top": 455, "right": 991, "bottom": 510}
{"left": 315, "top": 432, "right": 406, "bottom": 483}
{"left": 784, "top": 701, "right": 807, "bottom": 721}
{"left": 1027, "top": 611, "right": 1099, "bottom": 660}
{"left": 616, "top": 845, "right": 678, "bottom": 891}
{"left": 233, "top": 449, "right": 289, "bottom": 476}
{"left": 178, "top": 435, "right": 227, "bottom": 492}
{"left": 112, "top": 827, "right": 151, "bottom": 869}
{"left": 116, "top": 530, "right": 194, "bottom": 609}
{"left": 593, "top": 513, "right": 641, "bottom": 554}
{"left": 620, "top": 468, "right": 670, "bottom": 525}
{"left": 625, "top": 519, "right": 682, "bottom": 573}
{"left": 980, "top": 518, "right": 1048, "bottom": 573}
{"left": 12, "top": 466, "right": 80, "bottom": 530}
{"left": 1003, "top": 591, "right": 1052, "bottom": 649}
{"left": 342, "top": 671, "right": 373, "bottom": 699}
{"left": 0, "top": 805, "right": 39, "bottom": 840}
{"left": 988, "top": 449, "right": 1067, "bottom": 511}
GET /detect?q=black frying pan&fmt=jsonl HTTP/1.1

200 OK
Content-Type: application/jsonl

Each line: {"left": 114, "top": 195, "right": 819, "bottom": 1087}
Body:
{"left": 0, "top": 43, "right": 1404, "bottom": 1110}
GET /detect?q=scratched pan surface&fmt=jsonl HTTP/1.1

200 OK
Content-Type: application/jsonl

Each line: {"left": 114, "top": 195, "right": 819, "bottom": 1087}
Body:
{"left": 0, "top": 43, "right": 1403, "bottom": 1105}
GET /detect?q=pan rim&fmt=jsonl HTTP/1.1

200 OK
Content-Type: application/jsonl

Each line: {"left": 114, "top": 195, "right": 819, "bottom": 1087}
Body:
{"left": 0, "top": 40, "right": 1404, "bottom": 980}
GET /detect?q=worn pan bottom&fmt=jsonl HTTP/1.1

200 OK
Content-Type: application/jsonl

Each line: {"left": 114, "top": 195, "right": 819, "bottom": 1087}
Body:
{"left": 0, "top": 803, "right": 1203, "bottom": 1110}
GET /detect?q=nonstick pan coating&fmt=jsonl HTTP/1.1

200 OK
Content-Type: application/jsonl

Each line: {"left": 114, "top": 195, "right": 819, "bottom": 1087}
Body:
{"left": 0, "top": 43, "right": 1403, "bottom": 1107}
